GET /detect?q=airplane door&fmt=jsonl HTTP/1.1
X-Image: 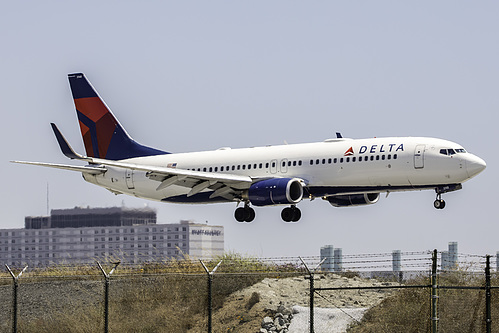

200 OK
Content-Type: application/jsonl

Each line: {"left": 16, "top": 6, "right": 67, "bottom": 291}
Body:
{"left": 280, "top": 159, "right": 288, "bottom": 173}
{"left": 414, "top": 145, "right": 425, "bottom": 169}
{"left": 125, "top": 169, "right": 135, "bottom": 189}
{"left": 270, "top": 159, "right": 278, "bottom": 174}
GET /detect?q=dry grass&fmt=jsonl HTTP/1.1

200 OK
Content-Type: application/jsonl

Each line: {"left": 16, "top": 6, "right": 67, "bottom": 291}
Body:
{"left": 7, "top": 254, "right": 272, "bottom": 333}
{"left": 347, "top": 272, "right": 499, "bottom": 333}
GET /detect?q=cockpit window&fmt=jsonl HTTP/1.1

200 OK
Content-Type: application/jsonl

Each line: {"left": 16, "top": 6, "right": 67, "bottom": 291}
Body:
{"left": 440, "top": 148, "right": 462, "bottom": 155}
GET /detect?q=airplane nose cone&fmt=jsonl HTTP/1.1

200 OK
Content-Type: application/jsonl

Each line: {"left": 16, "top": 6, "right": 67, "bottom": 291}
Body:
{"left": 466, "top": 154, "right": 486, "bottom": 178}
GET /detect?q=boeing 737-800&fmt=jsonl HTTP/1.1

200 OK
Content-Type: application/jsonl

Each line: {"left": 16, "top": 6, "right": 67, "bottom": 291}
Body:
{"left": 13, "top": 73, "right": 486, "bottom": 222}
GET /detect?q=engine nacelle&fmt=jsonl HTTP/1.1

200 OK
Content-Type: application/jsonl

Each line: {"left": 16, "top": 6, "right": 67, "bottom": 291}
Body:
{"left": 248, "top": 178, "right": 304, "bottom": 206}
{"left": 327, "top": 193, "right": 380, "bottom": 207}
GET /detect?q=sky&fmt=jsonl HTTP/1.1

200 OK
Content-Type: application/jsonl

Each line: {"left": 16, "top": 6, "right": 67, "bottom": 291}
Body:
{"left": 2, "top": 1, "right": 498, "bottom": 258}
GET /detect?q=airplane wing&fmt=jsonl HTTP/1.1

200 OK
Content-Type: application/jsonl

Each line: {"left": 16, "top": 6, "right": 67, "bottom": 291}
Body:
{"left": 87, "top": 157, "right": 254, "bottom": 198}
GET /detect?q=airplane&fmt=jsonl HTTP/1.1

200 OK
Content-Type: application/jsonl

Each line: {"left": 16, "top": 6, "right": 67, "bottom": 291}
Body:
{"left": 13, "top": 73, "right": 486, "bottom": 223}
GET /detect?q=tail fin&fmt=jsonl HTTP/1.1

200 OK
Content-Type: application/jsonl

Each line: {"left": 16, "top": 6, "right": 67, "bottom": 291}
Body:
{"left": 68, "top": 73, "right": 167, "bottom": 160}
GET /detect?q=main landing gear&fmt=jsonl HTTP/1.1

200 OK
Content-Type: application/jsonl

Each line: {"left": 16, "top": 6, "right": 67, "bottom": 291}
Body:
{"left": 234, "top": 204, "right": 302, "bottom": 222}
{"left": 235, "top": 204, "right": 255, "bottom": 222}
{"left": 281, "top": 205, "right": 301, "bottom": 222}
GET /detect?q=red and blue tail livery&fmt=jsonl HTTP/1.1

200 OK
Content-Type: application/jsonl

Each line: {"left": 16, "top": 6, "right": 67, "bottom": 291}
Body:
{"left": 12, "top": 73, "right": 486, "bottom": 223}
{"left": 68, "top": 73, "right": 167, "bottom": 160}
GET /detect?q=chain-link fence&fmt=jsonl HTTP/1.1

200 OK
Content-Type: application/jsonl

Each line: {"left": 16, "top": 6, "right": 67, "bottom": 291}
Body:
{"left": 1, "top": 251, "right": 498, "bottom": 333}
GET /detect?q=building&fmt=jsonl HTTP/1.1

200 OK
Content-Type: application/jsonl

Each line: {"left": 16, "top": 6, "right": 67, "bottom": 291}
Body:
{"left": 25, "top": 206, "right": 157, "bottom": 229}
{"left": 1, "top": 207, "right": 224, "bottom": 266}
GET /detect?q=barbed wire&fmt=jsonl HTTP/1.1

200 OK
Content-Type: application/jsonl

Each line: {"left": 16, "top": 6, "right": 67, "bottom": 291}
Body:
{"left": 2, "top": 251, "right": 498, "bottom": 277}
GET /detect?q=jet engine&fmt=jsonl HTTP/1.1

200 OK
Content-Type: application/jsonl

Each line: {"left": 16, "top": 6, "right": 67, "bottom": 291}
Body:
{"left": 247, "top": 178, "right": 304, "bottom": 206}
{"left": 327, "top": 193, "right": 380, "bottom": 207}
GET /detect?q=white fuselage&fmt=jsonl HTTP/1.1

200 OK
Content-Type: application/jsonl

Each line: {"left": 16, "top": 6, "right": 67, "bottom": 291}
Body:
{"left": 82, "top": 136, "right": 485, "bottom": 204}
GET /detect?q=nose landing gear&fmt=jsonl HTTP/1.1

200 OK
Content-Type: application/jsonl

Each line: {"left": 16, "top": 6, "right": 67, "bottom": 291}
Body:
{"left": 433, "top": 185, "right": 461, "bottom": 210}
{"left": 433, "top": 193, "right": 446, "bottom": 210}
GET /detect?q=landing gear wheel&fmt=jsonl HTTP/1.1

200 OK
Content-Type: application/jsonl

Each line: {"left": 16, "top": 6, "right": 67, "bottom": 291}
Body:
{"left": 281, "top": 206, "right": 301, "bottom": 222}
{"left": 281, "top": 208, "right": 293, "bottom": 222}
{"left": 433, "top": 191, "right": 446, "bottom": 210}
{"left": 292, "top": 208, "right": 301, "bottom": 222}
{"left": 434, "top": 199, "right": 446, "bottom": 210}
{"left": 246, "top": 207, "right": 255, "bottom": 222}
{"left": 234, "top": 206, "right": 255, "bottom": 222}
{"left": 235, "top": 207, "right": 247, "bottom": 222}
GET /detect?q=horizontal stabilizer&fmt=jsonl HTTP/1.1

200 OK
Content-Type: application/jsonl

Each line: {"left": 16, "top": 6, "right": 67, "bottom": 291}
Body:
{"left": 11, "top": 161, "right": 105, "bottom": 175}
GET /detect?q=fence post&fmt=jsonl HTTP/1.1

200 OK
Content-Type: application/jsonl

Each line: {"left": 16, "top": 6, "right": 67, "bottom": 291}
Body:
{"left": 200, "top": 260, "right": 222, "bottom": 333}
{"left": 299, "top": 257, "right": 326, "bottom": 333}
{"left": 431, "top": 249, "right": 438, "bottom": 333}
{"left": 485, "top": 255, "right": 491, "bottom": 333}
{"left": 97, "top": 261, "right": 120, "bottom": 333}
{"left": 5, "top": 264, "right": 28, "bottom": 333}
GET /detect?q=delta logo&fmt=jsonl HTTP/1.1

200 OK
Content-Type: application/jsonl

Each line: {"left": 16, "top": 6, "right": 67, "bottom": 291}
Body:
{"left": 344, "top": 144, "right": 405, "bottom": 156}
{"left": 344, "top": 147, "right": 354, "bottom": 156}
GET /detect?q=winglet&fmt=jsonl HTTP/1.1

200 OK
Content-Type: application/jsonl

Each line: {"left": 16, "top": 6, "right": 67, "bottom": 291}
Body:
{"left": 51, "top": 123, "right": 87, "bottom": 160}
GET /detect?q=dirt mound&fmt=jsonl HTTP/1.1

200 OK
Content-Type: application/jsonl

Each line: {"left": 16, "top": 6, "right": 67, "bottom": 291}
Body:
{"left": 188, "top": 273, "right": 400, "bottom": 332}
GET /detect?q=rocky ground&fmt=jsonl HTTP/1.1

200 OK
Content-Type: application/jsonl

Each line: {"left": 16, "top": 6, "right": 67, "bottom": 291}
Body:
{"left": 188, "top": 273, "right": 400, "bottom": 333}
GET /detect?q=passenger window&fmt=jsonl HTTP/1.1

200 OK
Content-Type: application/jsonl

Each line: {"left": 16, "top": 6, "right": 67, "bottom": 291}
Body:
{"left": 242, "top": 165, "right": 246, "bottom": 170}
{"left": 298, "top": 161, "right": 302, "bottom": 166}
{"left": 382, "top": 155, "right": 385, "bottom": 160}
{"left": 376, "top": 156, "right": 380, "bottom": 161}
{"left": 394, "top": 154, "right": 398, "bottom": 159}
{"left": 293, "top": 161, "right": 297, "bottom": 166}
{"left": 248, "top": 164, "right": 251, "bottom": 170}
{"left": 352, "top": 157, "right": 356, "bottom": 162}
{"left": 334, "top": 158, "right": 338, "bottom": 163}
{"left": 272, "top": 162, "right": 276, "bottom": 168}
{"left": 316, "top": 159, "right": 320, "bottom": 165}
{"left": 237, "top": 165, "right": 240, "bottom": 170}
{"left": 232, "top": 166, "right": 235, "bottom": 171}
{"left": 254, "top": 164, "right": 257, "bottom": 169}
{"left": 340, "top": 158, "right": 344, "bottom": 163}
{"left": 365, "top": 156, "right": 368, "bottom": 161}
{"left": 346, "top": 157, "right": 350, "bottom": 163}
{"left": 328, "top": 158, "right": 332, "bottom": 164}
{"left": 209, "top": 167, "right": 213, "bottom": 172}
{"left": 288, "top": 161, "right": 292, "bottom": 167}
{"left": 214, "top": 167, "right": 218, "bottom": 172}
{"left": 387, "top": 155, "right": 391, "bottom": 160}
{"left": 370, "top": 156, "right": 374, "bottom": 161}
{"left": 266, "top": 163, "right": 269, "bottom": 168}
{"left": 259, "top": 163, "right": 263, "bottom": 169}
{"left": 322, "top": 159, "right": 326, "bottom": 164}
{"left": 310, "top": 160, "right": 314, "bottom": 165}
{"left": 203, "top": 167, "right": 207, "bottom": 172}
